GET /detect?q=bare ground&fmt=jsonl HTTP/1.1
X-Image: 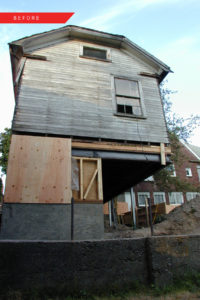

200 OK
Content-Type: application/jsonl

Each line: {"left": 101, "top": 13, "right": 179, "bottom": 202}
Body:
{"left": 104, "top": 196, "right": 200, "bottom": 239}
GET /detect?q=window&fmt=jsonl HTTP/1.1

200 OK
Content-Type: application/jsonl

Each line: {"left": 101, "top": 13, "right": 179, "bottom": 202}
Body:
{"left": 186, "top": 192, "right": 200, "bottom": 201}
{"left": 185, "top": 168, "right": 192, "bottom": 177}
{"left": 114, "top": 78, "right": 143, "bottom": 117}
{"left": 153, "top": 192, "right": 166, "bottom": 204}
{"left": 168, "top": 192, "right": 184, "bottom": 205}
{"left": 137, "top": 192, "right": 150, "bottom": 207}
{"left": 197, "top": 166, "right": 200, "bottom": 182}
{"left": 166, "top": 164, "right": 176, "bottom": 177}
{"left": 81, "top": 46, "right": 108, "bottom": 60}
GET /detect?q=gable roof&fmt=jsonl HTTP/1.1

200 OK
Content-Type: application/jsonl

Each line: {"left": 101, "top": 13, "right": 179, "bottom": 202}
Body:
{"left": 9, "top": 25, "right": 172, "bottom": 83}
{"left": 186, "top": 144, "right": 200, "bottom": 160}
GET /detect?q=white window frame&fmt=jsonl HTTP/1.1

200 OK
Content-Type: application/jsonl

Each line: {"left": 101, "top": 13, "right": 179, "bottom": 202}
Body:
{"left": 197, "top": 166, "right": 200, "bottom": 182}
{"left": 153, "top": 192, "right": 166, "bottom": 204}
{"left": 185, "top": 168, "right": 192, "bottom": 177}
{"left": 137, "top": 192, "right": 150, "bottom": 207}
{"left": 166, "top": 164, "right": 176, "bottom": 177}
{"left": 80, "top": 44, "right": 111, "bottom": 61}
{"left": 111, "top": 75, "right": 147, "bottom": 119}
{"left": 168, "top": 192, "right": 184, "bottom": 205}
{"left": 186, "top": 192, "right": 200, "bottom": 201}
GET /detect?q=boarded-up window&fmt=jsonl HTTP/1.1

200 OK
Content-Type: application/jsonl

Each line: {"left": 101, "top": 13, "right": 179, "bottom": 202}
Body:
{"left": 115, "top": 78, "right": 142, "bottom": 116}
{"left": 83, "top": 47, "right": 107, "bottom": 60}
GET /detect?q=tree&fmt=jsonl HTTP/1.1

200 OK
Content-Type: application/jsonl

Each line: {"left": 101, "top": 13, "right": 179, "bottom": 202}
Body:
{"left": 0, "top": 128, "right": 11, "bottom": 175}
{"left": 154, "top": 82, "right": 200, "bottom": 192}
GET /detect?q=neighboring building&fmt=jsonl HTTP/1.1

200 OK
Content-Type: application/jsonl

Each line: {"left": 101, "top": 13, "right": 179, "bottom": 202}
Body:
{"left": 1, "top": 25, "right": 172, "bottom": 240}
{"left": 105, "top": 142, "right": 200, "bottom": 224}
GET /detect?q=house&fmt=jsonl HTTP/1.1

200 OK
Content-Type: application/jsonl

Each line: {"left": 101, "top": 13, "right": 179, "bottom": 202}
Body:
{"left": 104, "top": 142, "right": 200, "bottom": 227}
{"left": 1, "top": 25, "right": 172, "bottom": 240}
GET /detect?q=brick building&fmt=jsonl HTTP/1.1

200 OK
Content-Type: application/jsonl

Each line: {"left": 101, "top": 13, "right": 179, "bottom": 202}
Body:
{"left": 104, "top": 142, "right": 200, "bottom": 225}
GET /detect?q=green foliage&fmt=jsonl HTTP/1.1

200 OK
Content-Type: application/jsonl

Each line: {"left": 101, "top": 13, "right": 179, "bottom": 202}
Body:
{"left": 154, "top": 82, "right": 200, "bottom": 192}
{"left": 0, "top": 128, "right": 11, "bottom": 175}
{"left": 0, "top": 177, "right": 3, "bottom": 202}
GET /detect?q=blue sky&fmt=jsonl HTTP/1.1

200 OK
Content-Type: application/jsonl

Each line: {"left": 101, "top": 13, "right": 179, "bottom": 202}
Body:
{"left": 0, "top": 0, "right": 200, "bottom": 147}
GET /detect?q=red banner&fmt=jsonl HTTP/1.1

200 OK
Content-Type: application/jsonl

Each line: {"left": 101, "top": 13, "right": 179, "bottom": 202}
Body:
{"left": 0, "top": 12, "right": 74, "bottom": 24}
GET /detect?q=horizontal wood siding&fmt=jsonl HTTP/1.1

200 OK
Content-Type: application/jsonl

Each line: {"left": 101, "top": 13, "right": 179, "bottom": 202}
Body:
{"left": 13, "top": 40, "right": 169, "bottom": 143}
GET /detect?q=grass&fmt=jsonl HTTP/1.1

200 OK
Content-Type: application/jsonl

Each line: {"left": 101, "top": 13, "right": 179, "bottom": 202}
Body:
{"left": 1, "top": 273, "right": 200, "bottom": 300}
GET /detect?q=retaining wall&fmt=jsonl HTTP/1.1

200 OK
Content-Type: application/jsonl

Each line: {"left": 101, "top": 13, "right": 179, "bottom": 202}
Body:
{"left": 0, "top": 235, "right": 200, "bottom": 293}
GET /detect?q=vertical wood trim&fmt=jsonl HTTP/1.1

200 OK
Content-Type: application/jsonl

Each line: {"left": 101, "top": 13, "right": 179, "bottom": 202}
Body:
{"left": 80, "top": 158, "right": 83, "bottom": 199}
{"left": 97, "top": 158, "right": 103, "bottom": 200}
{"left": 160, "top": 143, "right": 166, "bottom": 165}
{"left": 83, "top": 168, "right": 98, "bottom": 199}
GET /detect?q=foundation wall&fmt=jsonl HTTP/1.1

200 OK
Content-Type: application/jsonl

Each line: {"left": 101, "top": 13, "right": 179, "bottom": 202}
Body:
{"left": 0, "top": 203, "right": 104, "bottom": 240}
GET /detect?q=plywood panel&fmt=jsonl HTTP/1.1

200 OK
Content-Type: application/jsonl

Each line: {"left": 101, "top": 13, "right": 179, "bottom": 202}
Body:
{"left": 4, "top": 134, "right": 71, "bottom": 203}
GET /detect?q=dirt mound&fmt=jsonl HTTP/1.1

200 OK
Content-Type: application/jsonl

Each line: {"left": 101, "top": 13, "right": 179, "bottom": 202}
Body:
{"left": 104, "top": 196, "right": 200, "bottom": 239}
{"left": 153, "top": 196, "right": 200, "bottom": 236}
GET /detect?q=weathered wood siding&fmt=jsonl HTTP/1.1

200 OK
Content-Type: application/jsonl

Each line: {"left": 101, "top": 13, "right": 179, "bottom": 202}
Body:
{"left": 4, "top": 135, "right": 71, "bottom": 204}
{"left": 13, "top": 40, "right": 169, "bottom": 143}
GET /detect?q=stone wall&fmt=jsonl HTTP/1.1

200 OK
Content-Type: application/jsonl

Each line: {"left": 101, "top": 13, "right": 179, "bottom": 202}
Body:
{"left": 0, "top": 235, "right": 200, "bottom": 293}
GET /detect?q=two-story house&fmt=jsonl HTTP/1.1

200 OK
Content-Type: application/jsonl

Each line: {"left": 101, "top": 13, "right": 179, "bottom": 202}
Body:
{"left": 1, "top": 25, "right": 171, "bottom": 240}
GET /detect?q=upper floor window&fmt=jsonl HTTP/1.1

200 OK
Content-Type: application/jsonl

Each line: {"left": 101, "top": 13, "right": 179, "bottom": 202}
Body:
{"left": 115, "top": 78, "right": 142, "bottom": 117}
{"left": 80, "top": 46, "right": 111, "bottom": 62}
{"left": 166, "top": 164, "right": 176, "bottom": 177}
{"left": 83, "top": 47, "right": 107, "bottom": 60}
{"left": 197, "top": 166, "right": 200, "bottom": 182}
{"left": 185, "top": 168, "right": 192, "bottom": 177}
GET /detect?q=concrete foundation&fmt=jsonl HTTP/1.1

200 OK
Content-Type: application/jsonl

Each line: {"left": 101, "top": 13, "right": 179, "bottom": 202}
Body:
{"left": 0, "top": 203, "right": 104, "bottom": 240}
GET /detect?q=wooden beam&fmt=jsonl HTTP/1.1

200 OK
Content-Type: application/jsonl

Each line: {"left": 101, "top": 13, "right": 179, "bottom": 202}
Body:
{"left": 23, "top": 53, "right": 47, "bottom": 60}
{"left": 80, "top": 158, "right": 83, "bottom": 200}
{"left": 83, "top": 168, "right": 98, "bottom": 199}
{"left": 97, "top": 159, "right": 103, "bottom": 200}
{"left": 72, "top": 141, "right": 171, "bottom": 155}
{"left": 160, "top": 143, "right": 166, "bottom": 165}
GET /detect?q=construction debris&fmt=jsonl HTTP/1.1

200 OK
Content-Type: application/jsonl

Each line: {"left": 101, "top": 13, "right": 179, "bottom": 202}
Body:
{"left": 104, "top": 196, "right": 200, "bottom": 239}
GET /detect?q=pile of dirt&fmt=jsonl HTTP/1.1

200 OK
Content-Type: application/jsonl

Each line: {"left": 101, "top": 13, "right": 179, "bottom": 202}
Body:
{"left": 104, "top": 196, "right": 200, "bottom": 239}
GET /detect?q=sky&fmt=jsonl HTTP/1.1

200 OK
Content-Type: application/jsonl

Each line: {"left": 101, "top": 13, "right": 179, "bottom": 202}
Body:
{"left": 0, "top": 0, "right": 200, "bottom": 149}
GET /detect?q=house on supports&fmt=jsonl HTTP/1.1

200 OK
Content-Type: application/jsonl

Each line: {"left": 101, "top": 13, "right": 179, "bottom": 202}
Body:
{"left": 1, "top": 25, "right": 172, "bottom": 240}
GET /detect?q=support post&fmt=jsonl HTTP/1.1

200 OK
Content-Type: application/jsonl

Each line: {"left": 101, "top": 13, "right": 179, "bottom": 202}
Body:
{"left": 71, "top": 197, "right": 74, "bottom": 241}
{"left": 131, "top": 188, "right": 136, "bottom": 229}
{"left": 148, "top": 197, "right": 154, "bottom": 236}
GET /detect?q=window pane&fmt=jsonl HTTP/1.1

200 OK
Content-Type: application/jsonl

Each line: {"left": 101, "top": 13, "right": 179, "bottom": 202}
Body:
{"left": 125, "top": 105, "right": 133, "bottom": 114}
{"left": 83, "top": 47, "right": 107, "bottom": 59}
{"left": 138, "top": 193, "right": 150, "bottom": 206}
{"left": 116, "top": 97, "right": 141, "bottom": 116}
{"left": 154, "top": 193, "right": 165, "bottom": 204}
{"left": 117, "top": 104, "right": 125, "bottom": 113}
{"left": 169, "top": 192, "right": 183, "bottom": 204}
{"left": 115, "top": 78, "right": 139, "bottom": 97}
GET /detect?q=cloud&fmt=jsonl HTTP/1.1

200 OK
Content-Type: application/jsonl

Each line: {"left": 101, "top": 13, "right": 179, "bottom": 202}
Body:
{"left": 80, "top": 0, "right": 181, "bottom": 30}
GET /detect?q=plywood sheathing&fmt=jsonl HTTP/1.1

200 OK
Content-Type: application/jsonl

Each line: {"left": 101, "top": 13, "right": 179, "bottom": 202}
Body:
{"left": 4, "top": 135, "right": 71, "bottom": 203}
